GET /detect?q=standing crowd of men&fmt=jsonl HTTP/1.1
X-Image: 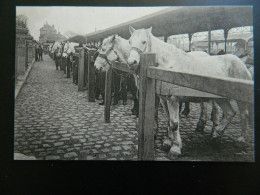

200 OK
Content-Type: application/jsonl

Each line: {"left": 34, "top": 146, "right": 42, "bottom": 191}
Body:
{"left": 35, "top": 44, "right": 43, "bottom": 61}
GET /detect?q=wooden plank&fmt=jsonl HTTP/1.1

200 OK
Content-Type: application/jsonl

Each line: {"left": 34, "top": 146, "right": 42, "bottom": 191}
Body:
{"left": 88, "top": 50, "right": 95, "bottom": 102}
{"left": 138, "top": 53, "right": 156, "bottom": 160}
{"left": 104, "top": 67, "right": 112, "bottom": 123}
{"left": 112, "top": 62, "right": 130, "bottom": 73}
{"left": 78, "top": 48, "right": 85, "bottom": 91}
{"left": 147, "top": 67, "right": 253, "bottom": 103}
{"left": 155, "top": 81, "right": 222, "bottom": 98}
{"left": 66, "top": 58, "right": 70, "bottom": 78}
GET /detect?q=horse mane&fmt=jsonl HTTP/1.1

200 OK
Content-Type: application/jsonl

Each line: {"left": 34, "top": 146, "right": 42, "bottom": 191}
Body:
{"left": 114, "top": 36, "right": 131, "bottom": 62}
{"left": 148, "top": 33, "right": 188, "bottom": 63}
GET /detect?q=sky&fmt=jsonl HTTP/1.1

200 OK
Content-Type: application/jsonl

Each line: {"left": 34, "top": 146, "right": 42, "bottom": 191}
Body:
{"left": 16, "top": 6, "right": 168, "bottom": 40}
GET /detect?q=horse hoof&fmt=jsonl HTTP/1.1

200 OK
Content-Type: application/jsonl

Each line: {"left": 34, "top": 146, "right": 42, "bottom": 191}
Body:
{"left": 195, "top": 125, "right": 204, "bottom": 133}
{"left": 210, "top": 133, "right": 222, "bottom": 143}
{"left": 162, "top": 138, "right": 172, "bottom": 150}
{"left": 168, "top": 146, "right": 181, "bottom": 159}
{"left": 181, "top": 110, "right": 190, "bottom": 116}
{"left": 211, "top": 131, "right": 218, "bottom": 139}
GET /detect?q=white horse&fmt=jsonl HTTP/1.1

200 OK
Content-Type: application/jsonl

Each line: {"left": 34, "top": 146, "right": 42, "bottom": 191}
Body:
{"left": 127, "top": 26, "right": 252, "bottom": 158}
{"left": 94, "top": 34, "right": 220, "bottom": 136}
{"left": 62, "top": 41, "right": 80, "bottom": 59}
{"left": 51, "top": 41, "right": 63, "bottom": 56}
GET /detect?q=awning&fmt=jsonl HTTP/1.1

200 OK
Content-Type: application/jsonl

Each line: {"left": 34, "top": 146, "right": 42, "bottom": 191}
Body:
{"left": 85, "top": 6, "right": 253, "bottom": 43}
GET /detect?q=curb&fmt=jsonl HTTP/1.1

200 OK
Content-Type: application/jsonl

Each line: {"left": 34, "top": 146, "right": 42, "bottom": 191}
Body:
{"left": 15, "top": 59, "right": 35, "bottom": 99}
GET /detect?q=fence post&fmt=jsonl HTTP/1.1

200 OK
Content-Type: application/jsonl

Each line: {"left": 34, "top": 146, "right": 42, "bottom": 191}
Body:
{"left": 88, "top": 50, "right": 95, "bottom": 102}
{"left": 138, "top": 53, "right": 156, "bottom": 160}
{"left": 78, "top": 48, "right": 85, "bottom": 91}
{"left": 67, "top": 57, "right": 70, "bottom": 78}
{"left": 63, "top": 57, "right": 66, "bottom": 74}
{"left": 104, "top": 67, "right": 112, "bottom": 123}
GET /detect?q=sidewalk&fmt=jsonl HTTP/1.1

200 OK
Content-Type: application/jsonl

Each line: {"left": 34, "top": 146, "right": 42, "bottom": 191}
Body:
{"left": 15, "top": 59, "right": 35, "bottom": 99}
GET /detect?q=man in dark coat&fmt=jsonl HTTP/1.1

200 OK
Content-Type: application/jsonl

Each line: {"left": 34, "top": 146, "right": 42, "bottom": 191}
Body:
{"left": 35, "top": 44, "right": 38, "bottom": 61}
{"left": 38, "top": 45, "right": 43, "bottom": 61}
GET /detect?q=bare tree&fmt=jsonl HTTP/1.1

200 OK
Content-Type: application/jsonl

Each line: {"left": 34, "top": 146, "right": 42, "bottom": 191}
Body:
{"left": 16, "top": 14, "right": 28, "bottom": 29}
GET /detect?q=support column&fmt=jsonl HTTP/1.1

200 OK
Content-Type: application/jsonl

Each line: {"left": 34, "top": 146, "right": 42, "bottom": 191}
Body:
{"left": 188, "top": 33, "right": 193, "bottom": 52}
{"left": 224, "top": 28, "right": 229, "bottom": 54}
{"left": 208, "top": 30, "right": 211, "bottom": 54}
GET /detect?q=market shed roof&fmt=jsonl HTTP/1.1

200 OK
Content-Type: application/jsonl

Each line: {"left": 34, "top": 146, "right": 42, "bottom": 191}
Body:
{"left": 85, "top": 6, "right": 253, "bottom": 43}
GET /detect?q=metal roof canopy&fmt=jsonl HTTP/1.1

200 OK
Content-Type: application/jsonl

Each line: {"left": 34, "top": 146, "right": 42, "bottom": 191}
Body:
{"left": 85, "top": 6, "right": 253, "bottom": 43}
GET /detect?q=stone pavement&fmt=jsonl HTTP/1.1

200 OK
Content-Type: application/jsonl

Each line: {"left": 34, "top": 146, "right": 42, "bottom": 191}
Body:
{"left": 14, "top": 54, "right": 254, "bottom": 161}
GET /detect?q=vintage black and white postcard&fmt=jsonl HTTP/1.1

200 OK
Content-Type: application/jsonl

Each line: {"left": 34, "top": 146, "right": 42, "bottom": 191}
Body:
{"left": 14, "top": 6, "right": 254, "bottom": 161}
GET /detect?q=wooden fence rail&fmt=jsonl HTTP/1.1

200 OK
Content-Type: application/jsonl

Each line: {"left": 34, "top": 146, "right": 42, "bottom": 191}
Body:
{"left": 104, "top": 62, "right": 131, "bottom": 123}
{"left": 138, "top": 53, "right": 254, "bottom": 160}
{"left": 102, "top": 52, "right": 253, "bottom": 160}
{"left": 68, "top": 50, "right": 253, "bottom": 160}
{"left": 147, "top": 67, "right": 254, "bottom": 103}
{"left": 64, "top": 48, "right": 96, "bottom": 102}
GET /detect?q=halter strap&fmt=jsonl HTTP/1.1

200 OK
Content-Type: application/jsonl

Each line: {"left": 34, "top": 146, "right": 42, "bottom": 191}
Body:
{"left": 97, "top": 46, "right": 119, "bottom": 66}
{"left": 130, "top": 47, "right": 143, "bottom": 55}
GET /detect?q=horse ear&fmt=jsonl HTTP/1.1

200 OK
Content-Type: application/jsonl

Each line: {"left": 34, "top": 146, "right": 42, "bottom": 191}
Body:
{"left": 111, "top": 34, "right": 116, "bottom": 41}
{"left": 146, "top": 26, "right": 152, "bottom": 34}
{"left": 129, "top": 26, "right": 135, "bottom": 35}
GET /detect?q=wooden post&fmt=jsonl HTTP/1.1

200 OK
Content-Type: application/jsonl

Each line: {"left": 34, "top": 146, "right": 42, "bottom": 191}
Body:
{"left": 138, "top": 53, "right": 156, "bottom": 160}
{"left": 188, "top": 33, "right": 193, "bottom": 52}
{"left": 208, "top": 30, "right": 211, "bottom": 54}
{"left": 78, "top": 48, "right": 85, "bottom": 91}
{"left": 224, "top": 29, "right": 229, "bottom": 54}
{"left": 66, "top": 57, "right": 70, "bottom": 78}
{"left": 72, "top": 61, "right": 75, "bottom": 83}
{"left": 88, "top": 50, "right": 95, "bottom": 102}
{"left": 104, "top": 67, "right": 112, "bottom": 123}
{"left": 63, "top": 57, "right": 66, "bottom": 74}
{"left": 164, "top": 35, "right": 168, "bottom": 43}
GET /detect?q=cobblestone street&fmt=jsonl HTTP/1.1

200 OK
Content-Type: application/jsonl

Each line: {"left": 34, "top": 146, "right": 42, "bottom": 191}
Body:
{"left": 14, "top": 54, "right": 254, "bottom": 161}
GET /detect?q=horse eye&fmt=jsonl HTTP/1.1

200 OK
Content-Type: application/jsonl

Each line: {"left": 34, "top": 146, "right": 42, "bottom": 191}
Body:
{"left": 142, "top": 41, "right": 146, "bottom": 44}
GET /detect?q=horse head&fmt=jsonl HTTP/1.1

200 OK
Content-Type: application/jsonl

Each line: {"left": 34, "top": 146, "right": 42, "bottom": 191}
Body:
{"left": 62, "top": 42, "right": 70, "bottom": 58}
{"left": 94, "top": 34, "right": 119, "bottom": 72}
{"left": 127, "top": 26, "right": 152, "bottom": 69}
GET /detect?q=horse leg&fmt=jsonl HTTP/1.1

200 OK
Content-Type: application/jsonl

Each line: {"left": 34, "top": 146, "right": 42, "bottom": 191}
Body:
{"left": 161, "top": 97, "right": 171, "bottom": 149}
{"left": 179, "top": 100, "right": 183, "bottom": 113}
{"left": 210, "top": 100, "right": 218, "bottom": 121}
{"left": 237, "top": 101, "right": 249, "bottom": 143}
{"left": 166, "top": 96, "right": 182, "bottom": 158}
{"left": 182, "top": 101, "right": 190, "bottom": 116}
{"left": 212, "top": 99, "right": 236, "bottom": 138}
{"left": 195, "top": 102, "right": 207, "bottom": 132}
{"left": 154, "top": 95, "right": 160, "bottom": 136}
{"left": 210, "top": 100, "right": 220, "bottom": 138}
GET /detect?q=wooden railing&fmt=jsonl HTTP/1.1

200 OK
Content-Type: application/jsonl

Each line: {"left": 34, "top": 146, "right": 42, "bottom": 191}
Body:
{"left": 61, "top": 48, "right": 97, "bottom": 102}
{"left": 102, "top": 53, "right": 253, "bottom": 160}
{"left": 60, "top": 50, "right": 253, "bottom": 160}
{"left": 104, "top": 61, "right": 131, "bottom": 123}
{"left": 139, "top": 53, "right": 253, "bottom": 160}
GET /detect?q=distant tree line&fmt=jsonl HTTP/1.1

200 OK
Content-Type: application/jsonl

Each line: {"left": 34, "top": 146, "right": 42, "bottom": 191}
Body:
{"left": 16, "top": 14, "right": 28, "bottom": 29}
